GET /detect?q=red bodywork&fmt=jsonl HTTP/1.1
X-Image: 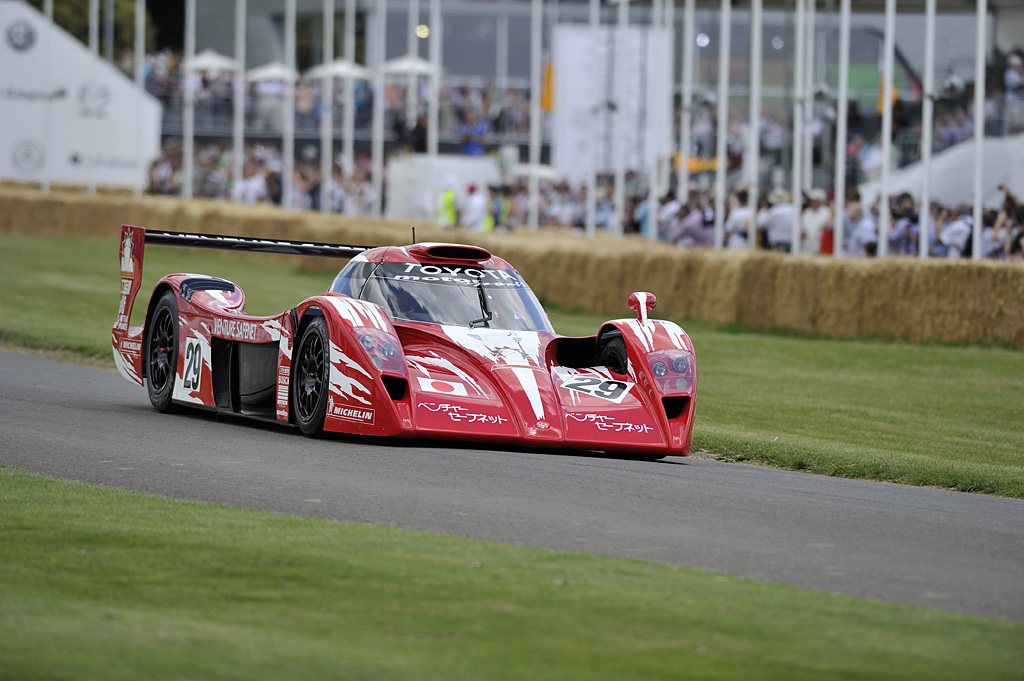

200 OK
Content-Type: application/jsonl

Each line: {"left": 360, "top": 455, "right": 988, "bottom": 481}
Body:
{"left": 113, "top": 225, "right": 697, "bottom": 457}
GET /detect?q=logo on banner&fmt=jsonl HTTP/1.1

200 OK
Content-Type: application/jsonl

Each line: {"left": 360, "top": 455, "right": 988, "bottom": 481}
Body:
{"left": 78, "top": 83, "right": 111, "bottom": 118}
{"left": 11, "top": 140, "right": 45, "bottom": 176}
{"left": 6, "top": 20, "right": 35, "bottom": 52}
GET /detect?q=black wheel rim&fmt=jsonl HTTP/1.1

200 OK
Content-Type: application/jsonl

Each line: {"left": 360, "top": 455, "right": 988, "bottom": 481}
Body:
{"left": 149, "top": 307, "right": 175, "bottom": 392}
{"left": 296, "top": 330, "right": 326, "bottom": 422}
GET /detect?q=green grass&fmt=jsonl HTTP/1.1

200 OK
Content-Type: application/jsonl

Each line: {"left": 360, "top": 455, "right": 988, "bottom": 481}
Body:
{"left": 1, "top": 231, "right": 1023, "bottom": 496}
{"left": 2, "top": 465, "right": 1022, "bottom": 681}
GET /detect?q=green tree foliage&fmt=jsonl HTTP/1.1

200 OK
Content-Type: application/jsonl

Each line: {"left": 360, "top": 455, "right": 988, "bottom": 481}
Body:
{"left": 24, "top": 0, "right": 156, "bottom": 67}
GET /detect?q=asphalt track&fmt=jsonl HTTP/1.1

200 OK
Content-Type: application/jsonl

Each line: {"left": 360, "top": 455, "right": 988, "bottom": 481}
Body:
{"left": 2, "top": 349, "right": 1022, "bottom": 621}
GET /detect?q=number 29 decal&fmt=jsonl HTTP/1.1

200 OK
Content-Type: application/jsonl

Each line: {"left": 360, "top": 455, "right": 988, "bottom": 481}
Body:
{"left": 182, "top": 337, "right": 203, "bottom": 392}
{"left": 561, "top": 375, "right": 633, "bottom": 404}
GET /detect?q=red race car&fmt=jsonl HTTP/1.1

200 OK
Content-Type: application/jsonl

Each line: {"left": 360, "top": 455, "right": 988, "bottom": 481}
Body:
{"left": 113, "top": 225, "right": 697, "bottom": 458}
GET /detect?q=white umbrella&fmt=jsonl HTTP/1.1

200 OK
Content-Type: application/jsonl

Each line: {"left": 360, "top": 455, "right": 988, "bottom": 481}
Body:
{"left": 186, "top": 48, "right": 237, "bottom": 74}
{"left": 246, "top": 61, "right": 298, "bottom": 82}
{"left": 305, "top": 59, "right": 372, "bottom": 81}
{"left": 383, "top": 54, "right": 439, "bottom": 77}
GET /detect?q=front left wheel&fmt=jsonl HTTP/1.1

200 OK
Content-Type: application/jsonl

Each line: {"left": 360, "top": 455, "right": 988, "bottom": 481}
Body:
{"left": 145, "top": 291, "right": 181, "bottom": 413}
{"left": 292, "top": 317, "right": 330, "bottom": 437}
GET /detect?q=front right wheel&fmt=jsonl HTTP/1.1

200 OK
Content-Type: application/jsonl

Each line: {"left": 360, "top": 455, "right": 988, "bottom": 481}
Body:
{"left": 292, "top": 317, "right": 330, "bottom": 437}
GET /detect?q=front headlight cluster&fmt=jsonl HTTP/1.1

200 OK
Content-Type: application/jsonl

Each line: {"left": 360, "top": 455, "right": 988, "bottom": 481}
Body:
{"left": 645, "top": 349, "right": 695, "bottom": 394}
{"left": 354, "top": 326, "right": 403, "bottom": 373}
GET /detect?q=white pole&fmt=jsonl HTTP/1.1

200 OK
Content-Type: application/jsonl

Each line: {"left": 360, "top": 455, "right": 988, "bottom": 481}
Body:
{"left": 679, "top": 0, "right": 695, "bottom": 197}
{"left": 803, "top": 0, "right": 815, "bottom": 193}
{"left": 497, "top": 13, "right": 509, "bottom": 94}
{"left": 44, "top": 0, "right": 52, "bottom": 20}
{"left": 406, "top": 0, "right": 419, "bottom": 130}
{"left": 613, "top": 0, "right": 628, "bottom": 237}
{"left": 134, "top": 0, "right": 146, "bottom": 198}
{"left": 88, "top": 0, "right": 100, "bottom": 195}
{"left": 660, "top": 0, "right": 674, "bottom": 194}
{"left": 371, "top": 0, "right": 387, "bottom": 217}
{"left": 878, "top": 0, "right": 895, "bottom": 257}
{"left": 528, "top": 0, "right": 542, "bottom": 229}
{"left": 585, "top": 0, "right": 599, "bottom": 238}
{"left": 428, "top": 0, "right": 441, "bottom": 220}
{"left": 182, "top": 0, "right": 195, "bottom": 200}
{"left": 748, "top": 0, "right": 763, "bottom": 250}
{"left": 283, "top": 0, "right": 296, "bottom": 210}
{"left": 832, "top": 0, "right": 851, "bottom": 257}
{"left": 343, "top": 0, "right": 356, "bottom": 180}
{"left": 232, "top": 0, "right": 247, "bottom": 205}
{"left": 972, "top": 0, "right": 987, "bottom": 260}
{"left": 919, "top": 0, "right": 935, "bottom": 259}
{"left": 791, "top": 0, "right": 805, "bottom": 252}
{"left": 713, "top": 0, "right": 731, "bottom": 250}
{"left": 428, "top": 0, "right": 440, "bottom": 159}
{"left": 89, "top": 0, "right": 99, "bottom": 54}
{"left": 647, "top": 0, "right": 663, "bottom": 240}
{"left": 320, "top": 0, "right": 335, "bottom": 213}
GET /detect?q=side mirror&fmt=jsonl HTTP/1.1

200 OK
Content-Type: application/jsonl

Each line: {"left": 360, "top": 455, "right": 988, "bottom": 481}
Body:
{"left": 628, "top": 291, "right": 657, "bottom": 324}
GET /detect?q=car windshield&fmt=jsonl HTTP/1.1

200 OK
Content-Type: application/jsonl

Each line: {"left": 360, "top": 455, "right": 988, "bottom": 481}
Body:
{"left": 329, "top": 262, "right": 554, "bottom": 332}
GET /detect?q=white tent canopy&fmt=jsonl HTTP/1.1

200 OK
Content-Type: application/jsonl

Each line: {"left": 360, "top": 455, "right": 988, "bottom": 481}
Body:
{"left": 305, "top": 59, "right": 371, "bottom": 81}
{"left": 860, "top": 134, "right": 1024, "bottom": 210}
{"left": 186, "top": 48, "right": 237, "bottom": 73}
{"left": 245, "top": 61, "right": 298, "bottom": 82}
{"left": 383, "top": 54, "right": 439, "bottom": 76}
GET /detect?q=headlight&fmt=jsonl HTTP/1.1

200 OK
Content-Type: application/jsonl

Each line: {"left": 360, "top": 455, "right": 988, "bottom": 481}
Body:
{"left": 645, "top": 349, "right": 695, "bottom": 394}
{"left": 353, "top": 327, "right": 404, "bottom": 374}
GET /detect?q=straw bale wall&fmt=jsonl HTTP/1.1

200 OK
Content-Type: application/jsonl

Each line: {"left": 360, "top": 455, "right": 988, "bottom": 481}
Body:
{"left": 3, "top": 186, "right": 1022, "bottom": 346}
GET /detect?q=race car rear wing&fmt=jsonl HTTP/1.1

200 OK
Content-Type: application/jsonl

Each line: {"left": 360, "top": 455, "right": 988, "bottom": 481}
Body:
{"left": 143, "top": 228, "right": 372, "bottom": 259}
{"left": 112, "top": 225, "right": 372, "bottom": 386}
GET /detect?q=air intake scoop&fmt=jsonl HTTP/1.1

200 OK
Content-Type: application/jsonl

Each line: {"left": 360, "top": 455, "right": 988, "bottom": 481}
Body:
{"left": 409, "top": 243, "right": 492, "bottom": 262}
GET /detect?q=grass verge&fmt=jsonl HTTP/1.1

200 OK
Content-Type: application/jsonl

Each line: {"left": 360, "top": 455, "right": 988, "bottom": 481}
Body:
{"left": 1, "top": 232, "right": 1022, "bottom": 496}
{"left": 2, "top": 465, "right": 1022, "bottom": 681}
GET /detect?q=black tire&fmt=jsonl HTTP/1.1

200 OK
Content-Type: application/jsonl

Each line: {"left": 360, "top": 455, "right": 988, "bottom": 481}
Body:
{"left": 145, "top": 291, "right": 181, "bottom": 413}
{"left": 292, "top": 317, "right": 330, "bottom": 437}
{"left": 597, "top": 332, "right": 629, "bottom": 375}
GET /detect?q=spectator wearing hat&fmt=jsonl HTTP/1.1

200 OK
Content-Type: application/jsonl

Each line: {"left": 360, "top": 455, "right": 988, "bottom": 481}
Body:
{"left": 848, "top": 202, "right": 877, "bottom": 257}
{"left": 724, "top": 185, "right": 753, "bottom": 250}
{"left": 462, "top": 183, "right": 487, "bottom": 232}
{"left": 758, "top": 188, "right": 796, "bottom": 252}
{"left": 801, "top": 188, "right": 830, "bottom": 255}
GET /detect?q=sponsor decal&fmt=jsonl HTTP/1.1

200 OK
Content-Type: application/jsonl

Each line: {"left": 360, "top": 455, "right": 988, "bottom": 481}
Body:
{"left": 391, "top": 263, "right": 524, "bottom": 288}
{"left": 6, "top": 20, "right": 35, "bottom": 51}
{"left": 278, "top": 365, "right": 290, "bottom": 377}
{"left": 420, "top": 402, "right": 507, "bottom": 425}
{"left": 416, "top": 376, "right": 468, "bottom": 396}
{"left": 120, "top": 277, "right": 133, "bottom": 294}
{"left": 78, "top": 82, "right": 111, "bottom": 118}
{"left": 69, "top": 152, "right": 139, "bottom": 170}
{"left": 213, "top": 317, "right": 259, "bottom": 341}
{"left": 1, "top": 87, "right": 66, "bottom": 102}
{"left": 560, "top": 375, "right": 633, "bottom": 404}
{"left": 566, "top": 413, "right": 653, "bottom": 434}
{"left": 10, "top": 139, "right": 44, "bottom": 176}
{"left": 329, "top": 402, "right": 375, "bottom": 424}
{"left": 114, "top": 312, "right": 129, "bottom": 331}
{"left": 119, "top": 339, "right": 141, "bottom": 354}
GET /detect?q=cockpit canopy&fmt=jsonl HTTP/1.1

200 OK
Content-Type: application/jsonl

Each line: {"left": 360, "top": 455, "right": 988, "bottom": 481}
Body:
{"left": 329, "top": 259, "right": 554, "bottom": 332}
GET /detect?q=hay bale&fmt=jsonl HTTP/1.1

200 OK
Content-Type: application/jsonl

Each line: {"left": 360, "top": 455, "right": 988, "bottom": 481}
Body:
{"left": 4, "top": 184, "right": 1023, "bottom": 347}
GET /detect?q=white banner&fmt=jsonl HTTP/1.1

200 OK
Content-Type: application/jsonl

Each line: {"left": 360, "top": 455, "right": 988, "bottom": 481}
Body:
{"left": 0, "top": 1, "right": 161, "bottom": 189}
{"left": 552, "top": 25, "right": 673, "bottom": 187}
